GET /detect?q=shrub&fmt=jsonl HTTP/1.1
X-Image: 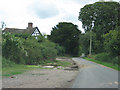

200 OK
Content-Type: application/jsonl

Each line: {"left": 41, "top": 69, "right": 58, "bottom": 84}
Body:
{"left": 2, "top": 58, "right": 15, "bottom": 68}
{"left": 112, "top": 56, "right": 119, "bottom": 65}
{"left": 40, "top": 41, "right": 57, "bottom": 59}
{"left": 23, "top": 39, "right": 58, "bottom": 65}
{"left": 55, "top": 44, "right": 65, "bottom": 56}
{"left": 95, "top": 53, "right": 111, "bottom": 62}
{"left": 2, "top": 33, "right": 25, "bottom": 64}
{"left": 103, "top": 30, "right": 120, "bottom": 57}
{"left": 2, "top": 33, "right": 65, "bottom": 65}
{"left": 95, "top": 53, "right": 119, "bottom": 65}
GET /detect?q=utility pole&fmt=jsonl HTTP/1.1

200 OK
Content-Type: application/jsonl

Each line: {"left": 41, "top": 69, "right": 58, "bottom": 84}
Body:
{"left": 89, "top": 21, "right": 94, "bottom": 57}
{"left": 89, "top": 29, "right": 92, "bottom": 56}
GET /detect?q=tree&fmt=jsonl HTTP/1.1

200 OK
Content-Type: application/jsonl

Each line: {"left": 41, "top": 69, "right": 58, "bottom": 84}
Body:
{"left": 78, "top": 1, "right": 120, "bottom": 53}
{"left": 103, "top": 29, "right": 120, "bottom": 57}
{"left": 79, "top": 1, "right": 119, "bottom": 33}
{"left": 48, "top": 22, "right": 81, "bottom": 56}
{"left": 79, "top": 31, "right": 97, "bottom": 55}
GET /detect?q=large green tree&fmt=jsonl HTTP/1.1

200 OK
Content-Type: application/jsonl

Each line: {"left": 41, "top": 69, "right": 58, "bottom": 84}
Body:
{"left": 48, "top": 22, "right": 81, "bottom": 56}
{"left": 78, "top": 1, "right": 120, "bottom": 53}
{"left": 103, "top": 29, "right": 120, "bottom": 57}
{"left": 79, "top": 1, "right": 119, "bottom": 33}
{"left": 79, "top": 31, "right": 98, "bottom": 55}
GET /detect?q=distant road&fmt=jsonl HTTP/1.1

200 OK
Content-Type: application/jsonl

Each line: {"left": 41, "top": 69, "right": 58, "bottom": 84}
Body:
{"left": 72, "top": 58, "right": 119, "bottom": 88}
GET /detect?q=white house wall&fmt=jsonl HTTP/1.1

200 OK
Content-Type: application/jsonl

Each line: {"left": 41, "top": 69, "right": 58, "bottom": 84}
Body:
{"left": 32, "top": 28, "right": 40, "bottom": 36}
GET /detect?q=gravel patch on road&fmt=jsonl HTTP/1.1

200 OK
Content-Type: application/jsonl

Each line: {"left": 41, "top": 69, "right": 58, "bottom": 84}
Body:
{"left": 2, "top": 69, "right": 78, "bottom": 88}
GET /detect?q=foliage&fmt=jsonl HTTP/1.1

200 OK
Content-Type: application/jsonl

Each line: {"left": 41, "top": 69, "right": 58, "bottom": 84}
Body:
{"left": 48, "top": 22, "right": 81, "bottom": 56}
{"left": 94, "top": 52, "right": 118, "bottom": 64}
{"left": 78, "top": 1, "right": 120, "bottom": 53}
{"left": 55, "top": 44, "right": 65, "bottom": 56}
{"left": 14, "top": 33, "right": 31, "bottom": 39}
{"left": 84, "top": 57, "right": 119, "bottom": 71}
{"left": 2, "top": 33, "right": 25, "bottom": 64}
{"left": 94, "top": 53, "right": 111, "bottom": 62}
{"left": 37, "top": 35, "right": 47, "bottom": 43}
{"left": 79, "top": 31, "right": 101, "bottom": 55}
{"left": 2, "top": 58, "right": 15, "bottom": 68}
{"left": 103, "top": 30, "right": 120, "bottom": 57}
{"left": 2, "top": 59, "right": 72, "bottom": 77}
{"left": 2, "top": 32, "right": 64, "bottom": 65}
{"left": 79, "top": 33, "right": 90, "bottom": 55}
{"left": 79, "top": 1, "right": 119, "bottom": 33}
{"left": 79, "top": 1, "right": 120, "bottom": 70}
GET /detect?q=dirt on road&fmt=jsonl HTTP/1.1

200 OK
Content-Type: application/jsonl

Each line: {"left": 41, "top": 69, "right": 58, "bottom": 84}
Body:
{"left": 2, "top": 58, "right": 78, "bottom": 88}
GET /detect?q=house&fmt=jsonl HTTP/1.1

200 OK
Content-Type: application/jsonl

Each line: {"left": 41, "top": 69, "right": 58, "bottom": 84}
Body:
{"left": 3, "top": 22, "right": 42, "bottom": 37}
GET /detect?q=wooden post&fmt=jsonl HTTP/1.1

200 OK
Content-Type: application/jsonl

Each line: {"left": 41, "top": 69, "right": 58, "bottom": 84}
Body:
{"left": 89, "top": 29, "right": 92, "bottom": 57}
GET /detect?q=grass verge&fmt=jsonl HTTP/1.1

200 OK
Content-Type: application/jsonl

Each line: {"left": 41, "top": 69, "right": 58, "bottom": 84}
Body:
{"left": 55, "top": 60, "right": 72, "bottom": 67}
{"left": 83, "top": 57, "right": 120, "bottom": 71}
{"left": 2, "top": 64, "right": 41, "bottom": 77}
{"left": 37, "top": 59, "right": 72, "bottom": 67}
{"left": 2, "top": 59, "right": 72, "bottom": 77}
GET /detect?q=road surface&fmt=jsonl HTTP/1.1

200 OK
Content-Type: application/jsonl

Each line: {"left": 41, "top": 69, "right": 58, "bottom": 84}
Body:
{"left": 72, "top": 58, "right": 119, "bottom": 88}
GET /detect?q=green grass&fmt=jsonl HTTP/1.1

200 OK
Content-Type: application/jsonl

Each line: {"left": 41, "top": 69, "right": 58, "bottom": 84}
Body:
{"left": 55, "top": 60, "right": 72, "bottom": 67}
{"left": 40, "top": 60, "right": 72, "bottom": 67}
{"left": 57, "top": 55, "right": 73, "bottom": 58}
{"left": 38, "top": 59, "right": 72, "bottom": 67}
{"left": 2, "top": 59, "right": 72, "bottom": 77}
{"left": 26, "top": 65, "right": 40, "bottom": 68}
{"left": 83, "top": 57, "right": 120, "bottom": 71}
{"left": 2, "top": 64, "right": 41, "bottom": 77}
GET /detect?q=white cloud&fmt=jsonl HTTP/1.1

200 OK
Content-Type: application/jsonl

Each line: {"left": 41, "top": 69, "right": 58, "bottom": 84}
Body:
{"left": 28, "top": 1, "right": 59, "bottom": 19}
{"left": 0, "top": 0, "right": 119, "bottom": 34}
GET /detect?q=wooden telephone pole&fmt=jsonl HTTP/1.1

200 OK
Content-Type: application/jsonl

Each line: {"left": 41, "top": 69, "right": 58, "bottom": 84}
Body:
{"left": 89, "top": 29, "right": 92, "bottom": 56}
{"left": 89, "top": 21, "right": 94, "bottom": 57}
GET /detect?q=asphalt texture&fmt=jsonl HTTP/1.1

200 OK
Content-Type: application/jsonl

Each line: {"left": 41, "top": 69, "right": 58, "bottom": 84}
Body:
{"left": 72, "top": 58, "right": 119, "bottom": 88}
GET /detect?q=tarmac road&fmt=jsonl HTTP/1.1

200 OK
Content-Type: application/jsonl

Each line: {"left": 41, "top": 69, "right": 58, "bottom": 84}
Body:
{"left": 72, "top": 58, "right": 119, "bottom": 88}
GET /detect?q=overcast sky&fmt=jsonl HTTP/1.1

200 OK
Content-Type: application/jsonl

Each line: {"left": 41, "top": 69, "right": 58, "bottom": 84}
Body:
{"left": 0, "top": 0, "right": 119, "bottom": 34}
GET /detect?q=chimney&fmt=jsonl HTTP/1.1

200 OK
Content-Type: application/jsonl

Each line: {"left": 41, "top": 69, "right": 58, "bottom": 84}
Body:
{"left": 27, "top": 22, "right": 33, "bottom": 29}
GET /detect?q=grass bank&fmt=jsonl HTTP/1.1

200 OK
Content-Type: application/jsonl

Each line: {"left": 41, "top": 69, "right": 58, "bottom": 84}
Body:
{"left": 2, "top": 59, "right": 72, "bottom": 77}
{"left": 83, "top": 57, "right": 119, "bottom": 71}
{"left": 2, "top": 64, "right": 40, "bottom": 77}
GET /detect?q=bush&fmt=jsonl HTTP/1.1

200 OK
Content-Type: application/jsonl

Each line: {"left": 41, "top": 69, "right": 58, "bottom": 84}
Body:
{"left": 2, "top": 33, "right": 65, "bottom": 65}
{"left": 112, "top": 56, "right": 119, "bottom": 65}
{"left": 2, "top": 58, "right": 15, "bottom": 68}
{"left": 95, "top": 53, "right": 111, "bottom": 62}
{"left": 2, "top": 33, "right": 25, "bottom": 64}
{"left": 40, "top": 41, "right": 58, "bottom": 60}
{"left": 95, "top": 53, "right": 119, "bottom": 65}
{"left": 23, "top": 39, "right": 58, "bottom": 65}
{"left": 55, "top": 44, "right": 65, "bottom": 56}
{"left": 103, "top": 30, "right": 120, "bottom": 57}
